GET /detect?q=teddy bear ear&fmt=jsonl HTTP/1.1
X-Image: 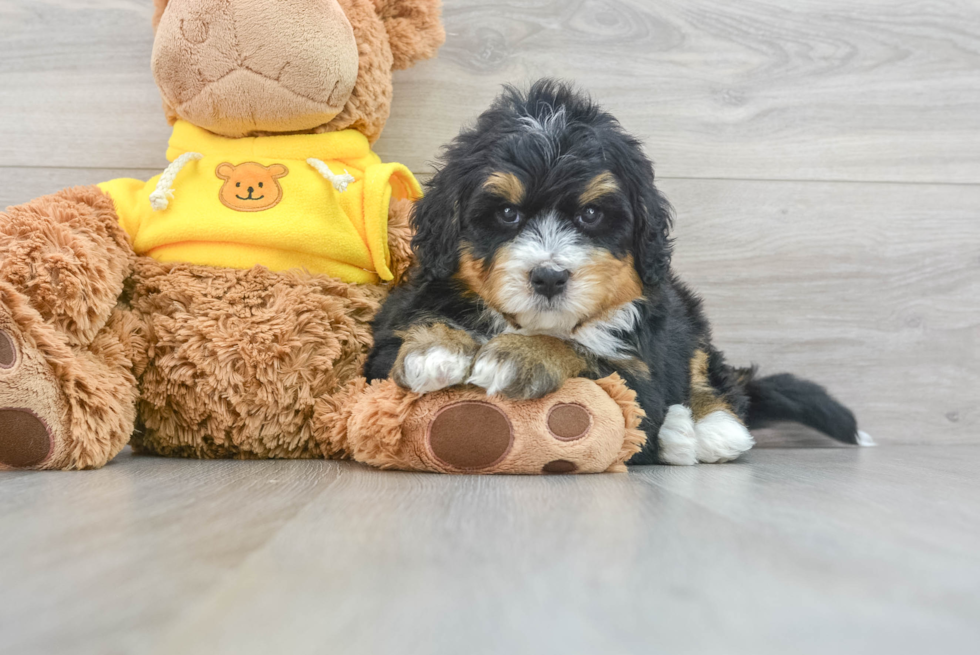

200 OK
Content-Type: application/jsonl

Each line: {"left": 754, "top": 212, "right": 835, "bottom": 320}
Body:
{"left": 215, "top": 163, "right": 234, "bottom": 180}
{"left": 269, "top": 164, "right": 289, "bottom": 179}
{"left": 372, "top": 0, "right": 446, "bottom": 70}
{"left": 152, "top": 0, "right": 169, "bottom": 31}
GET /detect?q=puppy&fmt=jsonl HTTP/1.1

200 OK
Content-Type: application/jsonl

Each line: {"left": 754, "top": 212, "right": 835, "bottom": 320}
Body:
{"left": 366, "top": 80, "right": 867, "bottom": 465}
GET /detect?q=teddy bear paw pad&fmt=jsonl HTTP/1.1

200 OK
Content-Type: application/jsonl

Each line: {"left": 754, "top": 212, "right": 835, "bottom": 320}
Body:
{"left": 427, "top": 401, "right": 514, "bottom": 471}
{"left": 0, "top": 318, "right": 70, "bottom": 470}
{"left": 0, "top": 409, "right": 53, "bottom": 469}
{"left": 547, "top": 403, "right": 592, "bottom": 441}
{"left": 0, "top": 327, "right": 54, "bottom": 468}
{"left": 0, "top": 329, "right": 16, "bottom": 369}
{"left": 542, "top": 459, "right": 578, "bottom": 474}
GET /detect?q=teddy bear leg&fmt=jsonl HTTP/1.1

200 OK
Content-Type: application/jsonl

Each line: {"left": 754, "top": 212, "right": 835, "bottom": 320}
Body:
{"left": 0, "top": 187, "right": 139, "bottom": 470}
{"left": 333, "top": 375, "right": 646, "bottom": 474}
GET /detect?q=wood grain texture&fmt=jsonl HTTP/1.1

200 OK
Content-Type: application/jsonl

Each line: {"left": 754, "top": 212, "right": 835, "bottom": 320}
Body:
{"left": 388, "top": 0, "right": 980, "bottom": 183}
{"left": 0, "top": 167, "right": 160, "bottom": 209}
{"left": 2, "top": 0, "right": 980, "bottom": 182}
{"left": 2, "top": 449, "right": 978, "bottom": 655}
{"left": 0, "top": 454, "right": 340, "bottom": 655}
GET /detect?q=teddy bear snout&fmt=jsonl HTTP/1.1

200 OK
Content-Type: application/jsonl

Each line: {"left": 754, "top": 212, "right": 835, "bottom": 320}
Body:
{"left": 152, "top": 0, "right": 359, "bottom": 137}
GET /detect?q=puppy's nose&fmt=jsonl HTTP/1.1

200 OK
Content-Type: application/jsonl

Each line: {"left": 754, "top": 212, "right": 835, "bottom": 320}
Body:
{"left": 247, "top": 186, "right": 255, "bottom": 194}
{"left": 530, "top": 267, "right": 570, "bottom": 299}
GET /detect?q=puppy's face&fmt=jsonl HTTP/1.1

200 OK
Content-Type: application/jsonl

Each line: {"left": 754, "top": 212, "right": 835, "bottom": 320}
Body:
{"left": 457, "top": 165, "right": 641, "bottom": 334}
{"left": 412, "top": 81, "right": 673, "bottom": 336}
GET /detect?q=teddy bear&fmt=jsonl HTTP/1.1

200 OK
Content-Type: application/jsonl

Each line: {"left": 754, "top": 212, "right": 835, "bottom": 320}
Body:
{"left": 0, "top": 0, "right": 644, "bottom": 474}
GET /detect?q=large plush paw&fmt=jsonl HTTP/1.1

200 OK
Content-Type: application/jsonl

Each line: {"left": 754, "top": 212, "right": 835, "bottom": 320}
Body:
{"left": 468, "top": 334, "right": 587, "bottom": 400}
{"left": 343, "top": 376, "right": 643, "bottom": 474}
{"left": 391, "top": 323, "right": 480, "bottom": 394}
{"left": 0, "top": 310, "right": 68, "bottom": 470}
{"left": 657, "top": 405, "right": 754, "bottom": 465}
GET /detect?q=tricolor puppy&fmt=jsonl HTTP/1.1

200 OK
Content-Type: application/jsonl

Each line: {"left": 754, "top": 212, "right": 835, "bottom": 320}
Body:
{"left": 366, "top": 80, "right": 868, "bottom": 465}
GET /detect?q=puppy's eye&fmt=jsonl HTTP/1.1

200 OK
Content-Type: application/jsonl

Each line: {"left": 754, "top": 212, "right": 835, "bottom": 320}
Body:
{"left": 258, "top": 182, "right": 264, "bottom": 188}
{"left": 236, "top": 182, "right": 241, "bottom": 188}
{"left": 497, "top": 206, "right": 523, "bottom": 226}
{"left": 575, "top": 207, "right": 603, "bottom": 227}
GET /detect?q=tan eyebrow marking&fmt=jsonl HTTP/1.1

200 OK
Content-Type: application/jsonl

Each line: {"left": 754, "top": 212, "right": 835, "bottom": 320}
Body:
{"left": 483, "top": 172, "right": 525, "bottom": 204}
{"left": 579, "top": 171, "right": 620, "bottom": 206}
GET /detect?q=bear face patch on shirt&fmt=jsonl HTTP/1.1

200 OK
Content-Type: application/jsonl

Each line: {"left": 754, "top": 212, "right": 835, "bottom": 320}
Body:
{"left": 216, "top": 162, "right": 289, "bottom": 212}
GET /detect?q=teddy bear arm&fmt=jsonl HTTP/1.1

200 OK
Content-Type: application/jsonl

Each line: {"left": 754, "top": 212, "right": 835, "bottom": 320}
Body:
{"left": 0, "top": 186, "right": 141, "bottom": 470}
{"left": 0, "top": 185, "right": 135, "bottom": 347}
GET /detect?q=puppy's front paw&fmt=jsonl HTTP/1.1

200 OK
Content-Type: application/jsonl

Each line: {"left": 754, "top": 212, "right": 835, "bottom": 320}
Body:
{"left": 468, "top": 334, "right": 586, "bottom": 400}
{"left": 391, "top": 324, "right": 479, "bottom": 394}
{"left": 657, "top": 405, "right": 697, "bottom": 466}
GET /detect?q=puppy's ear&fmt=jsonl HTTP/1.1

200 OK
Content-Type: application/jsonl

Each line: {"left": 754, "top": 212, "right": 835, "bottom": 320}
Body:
{"left": 410, "top": 169, "right": 463, "bottom": 278}
{"left": 607, "top": 133, "right": 674, "bottom": 286}
{"left": 633, "top": 184, "right": 674, "bottom": 286}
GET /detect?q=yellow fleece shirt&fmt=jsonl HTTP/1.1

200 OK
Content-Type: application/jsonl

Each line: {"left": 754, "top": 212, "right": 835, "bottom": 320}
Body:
{"left": 99, "top": 121, "right": 422, "bottom": 284}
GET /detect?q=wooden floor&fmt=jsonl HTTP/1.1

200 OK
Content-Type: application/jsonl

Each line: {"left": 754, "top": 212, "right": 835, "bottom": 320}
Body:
{"left": 1, "top": 446, "right": 978, "bottom": 655}
{"left": 1, "top": 1, "right": 979, "bottom": 653}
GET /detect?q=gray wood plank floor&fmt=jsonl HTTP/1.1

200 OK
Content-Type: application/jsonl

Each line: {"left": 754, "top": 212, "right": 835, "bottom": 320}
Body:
{"left": 1, "top": 447, "right": 978, "bottom": 655}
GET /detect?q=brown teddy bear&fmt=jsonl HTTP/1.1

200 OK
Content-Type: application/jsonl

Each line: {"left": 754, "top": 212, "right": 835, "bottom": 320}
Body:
{"left": 0, "top": 0, "right": 644, "bottom": 473}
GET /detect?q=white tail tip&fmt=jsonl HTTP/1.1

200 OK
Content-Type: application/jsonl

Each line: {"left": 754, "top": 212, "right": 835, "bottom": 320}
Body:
{"left": 856, "top": 430, "right": 876, "bottom": 447}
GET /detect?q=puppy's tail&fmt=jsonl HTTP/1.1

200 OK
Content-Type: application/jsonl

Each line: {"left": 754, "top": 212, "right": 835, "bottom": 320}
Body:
{"left": 741, "top": 370, "right": 872, "bottom": 446}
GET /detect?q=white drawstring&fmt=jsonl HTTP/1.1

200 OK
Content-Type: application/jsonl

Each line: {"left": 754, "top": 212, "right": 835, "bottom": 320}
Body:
{"left": 150, "top": 154, "right": 353, "bottom": 210}
{"left": 149, "top": 152, "right": 204, "bottom": 211}
{"left": 307, "top": 158, "right": 355, "bottom": 192}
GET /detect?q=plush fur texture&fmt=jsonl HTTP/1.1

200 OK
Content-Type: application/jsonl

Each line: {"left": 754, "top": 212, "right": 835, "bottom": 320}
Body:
{"left": 127, "top": 194, "right": 413, "bottom": 460}
{"left": 152, "top": 0, "right": 445, "bottom": 142}
{"left": 0, "top": 186, "right": 134, "bottom": 347}
{"left": 0, "top": 276, "right": 138, "bottom": 470}
{"left": 152, "top": 0, "right": 361, "bottom": 136}
{"left": 367, "top": 80, "right": 862, "bottom": 465}
{"left": 372, "top": 0, "right": 444, "bottom": 70}
{"left": 0, "top": 187, "right": 141, "bottom": 470}
{"left": 128, "top": 258, "right": 379, "bottom": 459}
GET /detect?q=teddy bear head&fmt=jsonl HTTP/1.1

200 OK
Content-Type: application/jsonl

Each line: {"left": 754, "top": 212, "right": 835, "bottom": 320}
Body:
{"left": 151, "top": 0, "right": 444, "bottom": 142}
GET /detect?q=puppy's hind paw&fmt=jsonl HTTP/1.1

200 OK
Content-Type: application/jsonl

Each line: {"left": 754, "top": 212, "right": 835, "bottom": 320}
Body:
{"left": 694, "top": 410, "right": 754, "bottom": 463}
